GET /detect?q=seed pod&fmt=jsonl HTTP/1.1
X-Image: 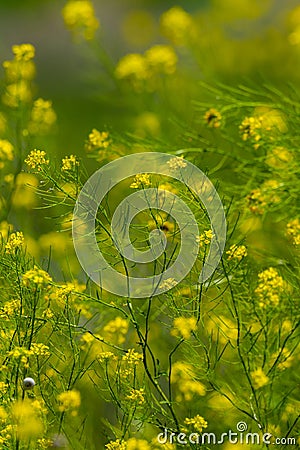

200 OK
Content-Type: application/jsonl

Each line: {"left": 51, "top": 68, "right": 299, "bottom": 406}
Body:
{"left": 23, "top": 377, "right": 35, "bottom": 390}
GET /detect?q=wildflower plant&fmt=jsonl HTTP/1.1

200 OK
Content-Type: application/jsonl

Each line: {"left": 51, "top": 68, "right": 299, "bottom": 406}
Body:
{"left": 0, "top": 1, "right": 299, "bottom": 449}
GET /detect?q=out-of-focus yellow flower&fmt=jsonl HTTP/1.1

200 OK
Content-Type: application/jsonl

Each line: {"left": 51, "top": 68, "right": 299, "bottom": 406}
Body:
{"left": 115, "top": 53, "right": 149, "bottom": 91}
{"left": 265, "top": 146, "right": 293, "bottom": 169}
{"left": 134, "top": 112, "right": 160, "bottom": 137}
{"left": 251, "top": 368, "right": 269, "bottom": 388}
{"left": 160, "top": 6, "right": 196, "bottom": 46}
{"left": 204, "top": 108, "right": 222, "bottom": 128}
{"left": 3, "top": 59, "right": 35, "bottom": 82}
{"left": 196, "top": 229, "right": 214, "bottom": 246}
{"left": 28, "top": 98, "right": 57, "bottom": 135}
{"left": 127, "top": 438, "right": 151, "bottom": 450}
{"left": 12, "top": 173, "right": 38, "bottom": 209}
{"left": 58, "top": 390, "right": 81, "bottom": 415}
{"left": 171, "top": 361, "right": 206, "bottom": 401}
{"left": 255, "top": 267, "right": 285, "bottom": 308}
{"left": 145, "top": 45, "right": 177, "bottom": 75}
{"left": 105, "top": 439, "right": 127, "bottom": 450}
{"left": 12, "top": 44, "right": 35, "bottom": 61}
{"left": 22, "top": 265, "right": 52, "bottom": 288}
{"left": 170, "top": 316, "right": 197, "bottom": 339}
{"left": 0, "top": 112, "right": 7, "bottom": 135}
{"left": 85, "top": 128, "right": 110, "bottom": 154}
{"left": 206, "top": 315, "right": 237, "bottom": 345}
{"left": 11, "top": 399, "right": 43, "bottom": 439}
{"left": 103, "top": 316, "right": 129, "bottom": 344}
{"left": 254, "top": 107, "right": 287, "bottom": 133}
{"left": 0, "top": 140, "right": 14, "bottom": 169}
{"left": 286, "top": 218, "right": 300, "bottom": 245}
{"left": 2, "top": 80, "right": 32, "bottom": 108}
{"left": 0, "top": 221, "right": 13, "bottom": 240}
{"left": 62, "top": 0, "right": 99, "bottom": 40}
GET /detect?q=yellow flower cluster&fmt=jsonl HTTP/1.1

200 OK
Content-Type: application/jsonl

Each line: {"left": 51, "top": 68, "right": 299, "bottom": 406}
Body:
{"left": 97, "top": 351, "right": 116, "bottom": 363}
{"left": 246, "top": 179, "right": 281, "bottom": 214}
{"left": 103, "top": 316, "right": 129, "bottom": 345}
{"left": 184, "top": 415, "right": 208, "bottom": 433}
{"left": 170, "top": 317, "right": 197, "bottom": 339}
{"left": 160, "top": 6, "right": 196, "bottom": 46}
{"left": 61, "top": 154, "right": 79, "bottom": 171}
{"left": 0, "top": 299, "right": 20, "bottom": 319}
{"left": 204, "top": 108, "right": 222, "bottom": 128}
{"left": 28, "top": 98, "right": 57, "bottom": 135}
{"left": 125, "top": 388, "right": 145, "bottom": 405}
{"left": 0, "top": 139, "right": 14, "bottom": 169}
{"left": 206, "top": 315, "right": 237, "bottom": 345}
{"left": 226, "top": 244, "right": 247, "bottom": 261}
{"left": 5, "top": 232, "right": 24, "bottom": 254}
{"left": 62, "top": 0, "right": 99, "bottom": 40}
{"left": 171, "top": 361, "right": 206, "bottom": 401}
{"left": 196, "top": 229, "right": 213, "bottom": 246}
{"left": 85, "top": 128, "right": 110, "bottom": 155}
{"left": 22, "top": 265, "right": 52, "bottom": 288}
{"left": 11, "top": 399, "right": 44, "bottom": 440}
{"left": 255, "top": 267, "right": 285, "bottom": 308}
{"left": 25, "top": 149, "right": 49, "bottom": 171}
{"left": 120, "top": 349, "right": 143, "bottom": 378}
{"left": 286, "top": 218, "right": 300, "bottom": 245}
{"left": 159, "top": 277, "right": 177, "bottom": 290}
{"left": 58, "top": 390, "right": 81, "bottom": 414}
{"left": 239, "top": 116, "right": 263, "bottom": 148}
{"left": 130, "top": 173, "right": 151, "bottom": 189}
{"left": 7, "top": 343, "right": 49, "bottom": 368}
{"left": 115, "top": 45, "right": 177, "bottom": 91}
{"left": 265, "top": 146, "right": 293, "bottom": 169}
{"left": 251, "top": 368, "right": 269, "bottom": 389}
{"left": 270, "top": 348, "right": 294, "bottom": 371}
{"left": 2, "top": 44, "right": 35, "bottom": 108}
{"left": 106, "top": 440, "right": 127, "bottom": 450}
{"left": 166, "top": 156, "right": 187, "bottom": 170}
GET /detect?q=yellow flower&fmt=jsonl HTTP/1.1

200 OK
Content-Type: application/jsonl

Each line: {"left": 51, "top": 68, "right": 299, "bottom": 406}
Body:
{"left": 61, "top": 154, "right": 79, "bottom": 171}
{"left": 166, "top": 156, "right": 187, "bottom": 170}
{"left": 159, "top": 278, "right": 177, "bottom": 290}
{"left": 171, "top": 361, "right": 206, "bottom": 401}
{"left": 3, "top": 59, "right": 35, "bottom": 82}
{"left": 5, "top": 231, "right": 24, "bottom": 254}
{"left": 85, "top": 128, "right": 110, "bottom": 152}
{"left": 255, "top": 267, "right": 285, "bottom": 308}
{"left": 103, "top": 316, "right": 129, "bottom": 344}
{"left": 144, "top": 45, "right": 177, "bottom": 75}
{"left": 127, "top": 438, "right": 150, "bottom": 450}
{"left": 286, "top": 218, "right": 300, "bottom": 245}
{"left": 22, "top": 265, "right": 52, "bottom": 288}
{"left": 2, "top": 81, "right": 32, "bottom": 107}
{"left": 106, "top": 440, "right": 127, "bottom": 450}
{"left": 170, "top": 317, "right": 197, "bottom": 339}
{"left": 11, "top": 399, "right": 43, "bottom": 439}
{"left": 58, "top": 390, "right": 81, "bottom": 413}
{"left": 28, "top": 98, "right": 57, "bottom": 135}
{"left": 115, "top": 53, "right": 149, "bottom": 87}
{"left": 226, "top": 244, "right": 247, "bottom": 261}
{"left": 265, "top": 147, "right": 293, "bottom": 169}
{"left": 130, "top": 173, "right": 151, "bottom": 188}
{"left": 12, "top": 173, "right": 38, "bottom": 209}
{"left": 204, "top": 108, "right": 222, "bottom": 128}
{"left": 251, "top": 368, "right": 269, "bottom": 388}
{"left": 97, "top": 351, "right": 116, "bottom": 363}
{"left": 0, "top": 139, "right": 14, "bottom": 169}
{"left": 12, "top": 44, "right": 35, "bottom": 61}
{"left": 25, "top": 149, "right": 49, "bottom": 171}
{"left": 62, "top": 0, "right": 99, "bottom": 40}
{"left": 184, "top": 415, "right": 208, "bottom": 433}
{"left": 239, "top": 116, "right": 262, "bottom": 143}
{"left": 196, "top": 229, "right": 214, "bottom": 246}
{"left": 125, "top": 388, "right": 145, "bottom": 405}
{"left": 160, "top": 6, "right": 195, "bottom": 46}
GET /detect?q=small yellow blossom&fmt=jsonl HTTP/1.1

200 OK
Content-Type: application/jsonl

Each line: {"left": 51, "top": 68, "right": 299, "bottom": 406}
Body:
{"left": 106, "top": 440, "right": 127, "bottom": 450}
{"left": 239, "top": 116, "right": 262, "bottom": 142}
{"left": 255, "top": 267, "right": 285, "bottom": 308}
{"left": 61, "top": 154, "right": 79, "bottom": 171}
{"left": 265, "top": 147, "right": 293, "bottom": 169}
{"left": 58, "top": 390, "right": 81, "bottom": 413}
{"left": 127, "top": 438, "right": 151, "bottom": 450}
{"left": 159, "top": 277, "right": 177, "bottom": 290}
{"left": 184, "top": 415, "right": 208, "bottom": 433}
{"left": 160, "top": 6, "right": 195, "bottom": 46}
{"left": 62, "top": 0, "right": 99, "bottom": 40}
{"left": 3, "top": 59, "right": 35, "bottom": 82}
{"left": 204, "top": 108, "right": 222, "bottom": 128}
{"left": 12, "top": 44, "right": 35, "bottom": 61}
{"left": 286, "top": 218, "right": 300, "bottom": 245}
{"left": 115, "top": 53, "right": 148, "bottom": 82}
{"left": 25, "top": 149, "right": 49, "bottom": 171}
{"left": 28, "top": 98, "right": 57, "bottom": 135}
{"left": 171, "top": 317, "right": 197, "bottom": 339}
{"left": 5, "top": 232, "right": 24, "bottom": 254}
{"left": 196, "top": 229, "right": 213, "bottom": 246}
{"left": 97, "top": 351, "right": 116, "bottom": 363}
{"left": 0, "top": 298, "right": 20, "bottom": 318}
{"left": 226, "top": 244, "right": 247, "bottom": 261}
{"left": 130, "top": 173, "right": 151, "bottom": 189}
{"left": 85, "top": 128, "right": 110, "bottom": 152}
{"left": 22, "top": 265, "right": 52, "bottom": 288}
{"left": 11, "top": 399, "right": 43, "bottom": 439}
{"left": 167, "top": 156, "right": 187, "bottom": 170}
{"left": 126, "top": 388, "right": 145, "bottom": 405}
{"left": 171, "top": 361, "right": 206, "bottom": 401}
{"left": 103, "top": 316, "right": 129, "bottom": 344}
{"left": 251, "top": 368, "right": 269, "bottom": 388}
{"left": 2, "top": 81, "right": 32, "bottom": 107}
{"left": 0, "top": 139, "right": 14, "bottom": 168}
{"left": 144, "top": 45, "right": 177, "bottom": 75}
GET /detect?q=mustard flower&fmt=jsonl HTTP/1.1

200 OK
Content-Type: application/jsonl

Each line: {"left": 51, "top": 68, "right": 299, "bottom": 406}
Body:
{"left": 196, "top": 229, "right": 214, "bottom": 246}
{"left": 2, "top": 80, "right": 32, "bottom": 107}
{"left": 170, "top": 317, "right": 197, "bottom": 339}
{"left": 144, "top": 44, "right": 177, "bottom": 75}
{"left": 204, "top": 108, "right": 222, "bottom": 128}
{"left": 125, "top": 388, "right": 145, "bottom": 405}
{"left": 12, "top": 44, "right": 35, "bottom": 61}
{"left": 25, "top": 149, "right": 49, "bottom": 171}
{"left": 127, "top": 438, "right": 151, "bottom": 450}
{"left": 85, "top": 128, "right": 110, "bottom": 152}
{"left": 166, "top": 156, "right": 187, "bottom": 170}
{"left": 22, "top": 265, "right": 52, "bottom": 288}
{"left": 226, "top": 244, "right": 247, "bottom": 261}
{"left": 61, "top": 154, "right": 79, "bottom": 171}
{"left": 184, "top": 415, "right": 208, "bottom": 433}
{"left": 286, "top": 218, "right": 300, "bottom": 245}
{"left": 160, "top": 6, "right": 195, "bottom": 46}
{"left": 0, "top": 139, "right": 14, "bottom": 168}
{"left": 159, "top": 278, "right": 177, "bottom": 290}
{"left": 251, "top": 368, "right": 269, "bottom": 389}
{"left": 255, "top": 267, "right": 285, "bottom": 308}
{"left": 5, "top": 231, "right": 24, "bottom": 254}
{"left": 58, "top": 390, "right": 81, "bottom": 413}
{"left": 103, "top": 316, "right": 129, "bottom": 344}
{"left": 105, "top": 440, "right": 127, "bottom": 450}
{"left": 130, "top": 173, "right": 151, "bottom": 188}
{"left": 28, "top": 98, "right": 57, "bottom": 135}
{"left": 62, "top": 0, "right": 99, "bottom": 40}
